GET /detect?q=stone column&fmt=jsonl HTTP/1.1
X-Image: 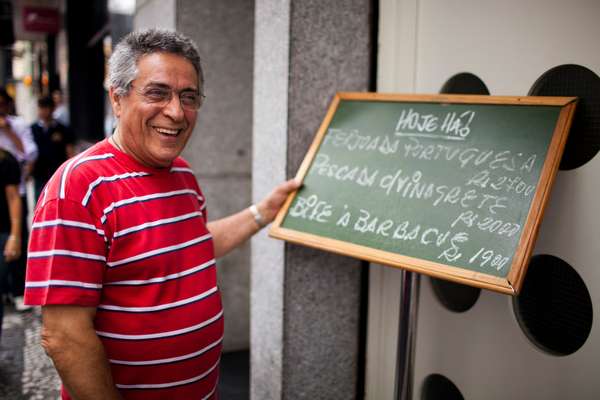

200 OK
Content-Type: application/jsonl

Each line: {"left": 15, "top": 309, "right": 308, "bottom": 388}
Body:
{"left": 134, "top": 0, "right": 176, "bottom": 30}
{"left": 177, "top": 0, "right": 255, "bottom": 352}
{"left": 252, "top": 0, "right": 374, "bottom": 399}
{"left": 135, "top": 0, "right": 255, "bottom": 352}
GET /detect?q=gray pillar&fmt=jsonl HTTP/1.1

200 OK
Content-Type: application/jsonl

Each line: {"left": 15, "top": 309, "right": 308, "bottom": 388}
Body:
{"left": 253, "top": 0, "right": 374, "bottom": 399}
{"left": 134, "top": 0, "right": 176, "bottom": 30}
{"left": 135, "top": 0, "right": 256, "bottom": 352}
{"left": 252, "top": 0, "right": 290, "bottom": 398}
{"left": 177, "top": 0, "right": 255, "bottom": 352}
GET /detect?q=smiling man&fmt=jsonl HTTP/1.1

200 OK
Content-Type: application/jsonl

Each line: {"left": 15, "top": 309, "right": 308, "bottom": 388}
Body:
{"left": 24, "top": 29, "right": 299, "bottom": 400}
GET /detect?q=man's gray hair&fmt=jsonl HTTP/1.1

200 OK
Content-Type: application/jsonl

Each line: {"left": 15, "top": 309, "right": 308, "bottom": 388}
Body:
{"left": 108, "top": 29, "right": 203, "bottom": 97}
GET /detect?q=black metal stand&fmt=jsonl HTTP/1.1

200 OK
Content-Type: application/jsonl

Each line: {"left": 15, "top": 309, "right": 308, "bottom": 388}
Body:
{"left": 394, "top": 271, "right": 420, "bottom": 400}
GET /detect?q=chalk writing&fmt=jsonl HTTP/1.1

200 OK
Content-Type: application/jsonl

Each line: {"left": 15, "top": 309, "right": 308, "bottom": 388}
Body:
{"left": 451, "top": 210, "right": 520, "bottom": 237}
{"left": 289, "top": 194, "right": 333, "bottom": 223}
{"left": 403, "top": 138, "right": 538, "bottom": 172}
{"left": 323, "top": 129, "right": 400, "bottom": 155}
{"left": 394, "top": 108, "right": 476, "bottom": 140}
{"left": 376, "top": 168, "right": 509, "bottom": 214}
{"left": 278, "top": 97, "right": 566, "bottom": 282}
{"left": 469, "top": 247, "right": 510, "bottom": 271}
{"left": 313, "top": 154, "right": 378, "bottom": 187}
{"left": 350, "top": 208, "right": 469, "bottom": 262}
{"left": 466, "top": 170, "right": 535, "bottom": 197}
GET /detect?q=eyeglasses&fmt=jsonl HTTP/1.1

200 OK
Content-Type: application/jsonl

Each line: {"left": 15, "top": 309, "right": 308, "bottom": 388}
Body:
{"left": 131, "top": 84, "right": 205, "bottom": 111}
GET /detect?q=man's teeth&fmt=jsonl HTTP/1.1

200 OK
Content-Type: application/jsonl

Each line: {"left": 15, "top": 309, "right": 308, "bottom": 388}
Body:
{"left": 155, "top": 127, "right": 179, "bottom": 135}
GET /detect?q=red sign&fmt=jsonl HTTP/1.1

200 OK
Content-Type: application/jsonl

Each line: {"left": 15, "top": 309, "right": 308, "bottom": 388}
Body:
{"left": 23, "top": 6, "right": 59, "bottom": 34}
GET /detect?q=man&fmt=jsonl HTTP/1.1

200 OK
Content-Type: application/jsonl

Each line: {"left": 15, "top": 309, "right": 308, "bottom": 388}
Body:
{"left": 24, "top": 29, "right": 299, "bottom": 400}
{"left": 0, "top": 88, "right": 38, "bottom": 167}
{"left": 0, "top": 148, "right": 22, "bottom": 339}
{"left": 31, "top": 96, "right": 76, "bottom": 200}
{"left": 0, "top": 88, "right": 37, "bottom": 311}
{"left": 51, "top": 89, "right": 70, "bottom": 127}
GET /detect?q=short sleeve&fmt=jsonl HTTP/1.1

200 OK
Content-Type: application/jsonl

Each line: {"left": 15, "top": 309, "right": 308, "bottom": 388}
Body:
{"left": 8, "top": 116, "right": 38, "bottom": 163}
{"left": 24, "top": 198, "right": 108, "bottom": 306}
{"left": 193, "top": 180, "right": 208, "bottom": 224}
{"left": 199, "top": 189, "right": 208, "bottom": 224}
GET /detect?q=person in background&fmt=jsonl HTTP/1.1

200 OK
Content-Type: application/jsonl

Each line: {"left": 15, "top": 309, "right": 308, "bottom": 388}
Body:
{"left": 0, "top": 148, "right": 22, "bottom": 340}
{"left": 51, "top": 89, "right": 70, "bottom": 127}
{"left": 0, "top": 88, "right": 37, "bottom": 312}
{"left": 31, "top": 96, "right": 76, "bottom": 200}
{"left": 0, "top": 88, "right": 37, "bottom": 162}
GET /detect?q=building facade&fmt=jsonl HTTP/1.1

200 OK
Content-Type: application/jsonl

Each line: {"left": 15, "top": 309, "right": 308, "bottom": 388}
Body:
{"left": 132, "top": 1, "right": 599, "bottom": 400}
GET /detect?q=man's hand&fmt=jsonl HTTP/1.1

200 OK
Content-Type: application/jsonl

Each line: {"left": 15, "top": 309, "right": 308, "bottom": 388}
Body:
{"left": 255, "top": 178, "right": 302, "bottom": 225}
{"left": 5, "top": 184, "right": 21, "bottom": 262}
{"left": 0, "top": 115, "right": 25, "bottom": 153}
{"left": 4, "top": 235, "right": 21, "bottom": 262}
{"left": 207, "top": 178, "right": 302, "bottom": 258}
{"left": 0, "top": 115, "right": 8, "bottom": 129}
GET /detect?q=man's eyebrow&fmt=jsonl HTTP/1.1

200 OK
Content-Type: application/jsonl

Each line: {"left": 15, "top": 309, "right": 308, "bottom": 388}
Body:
{"left": 143, "top": 82, "right": 171, "bottom": 89}
{"left": 144, "top": 82, "right": 198, "bottom": 92}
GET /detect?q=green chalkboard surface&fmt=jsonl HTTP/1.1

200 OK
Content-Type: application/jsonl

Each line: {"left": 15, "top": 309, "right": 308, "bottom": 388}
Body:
{"left": 270, "top": 93, "right": 576, "bottom": 294}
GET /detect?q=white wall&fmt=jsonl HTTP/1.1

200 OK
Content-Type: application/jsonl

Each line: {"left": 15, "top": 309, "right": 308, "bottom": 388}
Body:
{"left": 133, "top": 0, "right": 175, "bottom": 30}
{"left": 370, "top": 0, "right": 600, "bottom": 399}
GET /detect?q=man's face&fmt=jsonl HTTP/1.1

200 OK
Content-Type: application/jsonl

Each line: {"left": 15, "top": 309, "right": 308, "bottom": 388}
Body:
{"left": 111, "top": 52, "right": 199, "bottom": 168}
{"left": 38, "top": 106, "right": 52, "bottom": 121}
{"left": 52, "top": 91, "right": 62, "bottom": 105}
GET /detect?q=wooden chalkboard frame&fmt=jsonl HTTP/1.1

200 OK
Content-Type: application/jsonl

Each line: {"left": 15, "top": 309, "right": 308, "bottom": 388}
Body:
{"left": 269, "top": 93, "right": 577, "bottom": 295}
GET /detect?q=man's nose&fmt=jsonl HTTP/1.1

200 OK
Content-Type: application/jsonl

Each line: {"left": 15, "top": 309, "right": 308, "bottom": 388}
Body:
{"left": 162, "top": 94, "right": 185, "bottom": 120}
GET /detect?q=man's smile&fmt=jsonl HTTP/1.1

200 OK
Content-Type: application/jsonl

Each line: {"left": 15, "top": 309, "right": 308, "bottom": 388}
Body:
{"left": 153, "top": 126, "right": 183, "bottom": 136}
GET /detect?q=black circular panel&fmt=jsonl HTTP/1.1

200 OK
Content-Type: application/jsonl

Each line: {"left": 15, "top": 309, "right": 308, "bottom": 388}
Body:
{"left": 433, "top": 72, "right": 488, "bottom": 314}
{"left": 440, "top": 72, "right": 490, "bottom": 95}
{"left": 528, "top": 64, "right": 600, "bottom": 170}
{"left": 430, "top": 277, "right": 481, "bottom": 313}
{"left": 421, "top": 374, "right": 464, "bottom": 400}
{"left": 513, "top": 254, "right": 593, "bottom": 356}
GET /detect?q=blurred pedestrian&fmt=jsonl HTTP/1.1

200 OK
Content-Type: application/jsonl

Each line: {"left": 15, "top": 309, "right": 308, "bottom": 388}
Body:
{"left": 51, "top": 89, "right": 70, "bottom": 126}
{"left": 0, "top": 88, "right": 37, "bottom": 163}
{"left": 31, "top": 96, "right": 76, "bottom": 200}
{"left": 0, "top": 148, "right": 21, "bottom": 340}
{"left": 0, "top": 87, "right": 38, "bottom": 312}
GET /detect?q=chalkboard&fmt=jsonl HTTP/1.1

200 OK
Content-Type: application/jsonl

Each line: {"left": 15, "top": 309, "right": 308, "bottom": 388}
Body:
{"left": 270, "top": 93, "right": 577, "bottom": 295}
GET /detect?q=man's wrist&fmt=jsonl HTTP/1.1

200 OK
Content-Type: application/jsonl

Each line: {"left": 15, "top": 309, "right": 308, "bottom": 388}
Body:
{"left": 249, "top": 204, "right": 267, "bottom": 229}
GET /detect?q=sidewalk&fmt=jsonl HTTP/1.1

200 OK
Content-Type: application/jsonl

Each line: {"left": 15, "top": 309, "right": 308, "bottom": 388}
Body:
{"left": 0, "top": 306, "right": 250, "bottom": 399}
{"left": 0, "top": 306, "right": 61, "bottom": 399}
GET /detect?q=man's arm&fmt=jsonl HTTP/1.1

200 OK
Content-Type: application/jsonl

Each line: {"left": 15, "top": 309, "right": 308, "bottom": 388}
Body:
{"left": 207, "top": 179, "right": 300, "bottom": 258}
{"left": 0, "top": 115, "right": 25, "bottom": 154}
{"left": 41, "top": 305, "right": 123, "bottom": 400}
{"left": 3, "top": 184, "right": 21, "bottom": 262}
{"left": 21, "top": 122, "right": 38, "bottom": 162}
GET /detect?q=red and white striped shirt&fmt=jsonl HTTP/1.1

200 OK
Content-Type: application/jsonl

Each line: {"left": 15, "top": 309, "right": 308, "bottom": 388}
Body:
{"left": 25, "top": 139, "right": 223, "bottom": 400}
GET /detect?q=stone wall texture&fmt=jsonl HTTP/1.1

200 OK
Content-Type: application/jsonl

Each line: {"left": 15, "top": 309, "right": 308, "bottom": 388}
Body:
{"left": 177, "top": 0, "right": 255, "bottom": 351}
{"left": 253, "top": 0, "right": 374, "bottom": 399}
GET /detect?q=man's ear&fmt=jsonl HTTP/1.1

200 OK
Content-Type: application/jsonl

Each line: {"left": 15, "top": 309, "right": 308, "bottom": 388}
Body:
{"left": 109, "top": 87, "right": 122, "bottom": 118}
